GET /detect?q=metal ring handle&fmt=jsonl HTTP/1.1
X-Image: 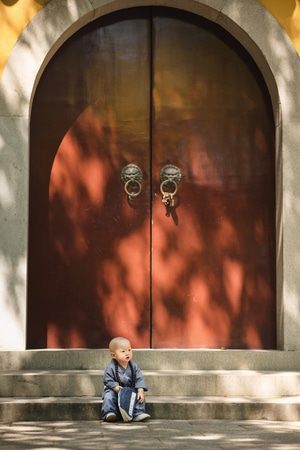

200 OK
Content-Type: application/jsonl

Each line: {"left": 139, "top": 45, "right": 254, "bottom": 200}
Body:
{"left": 160, "top": 179, "right": 178, "bottom": 196}
{"left": 124, "top": 179, "right": 142, "bottom": 199}
{"left": 121, "top": 164, "right": 143, "bottom": 201}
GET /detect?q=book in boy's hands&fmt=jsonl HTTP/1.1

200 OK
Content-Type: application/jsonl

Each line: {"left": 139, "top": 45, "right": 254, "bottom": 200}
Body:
{"left": 118, "top": 387, "right": 137, "bottom": 422}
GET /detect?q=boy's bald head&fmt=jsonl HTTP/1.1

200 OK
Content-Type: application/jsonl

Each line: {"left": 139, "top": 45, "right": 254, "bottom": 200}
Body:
{"left": 109, "top": 337, "right": 131, "bottom": 353}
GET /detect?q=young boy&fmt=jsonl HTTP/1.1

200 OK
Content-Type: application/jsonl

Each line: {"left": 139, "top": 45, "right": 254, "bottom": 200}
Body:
{"left": 101, "top": 336, "right": 150, "bottom": 422}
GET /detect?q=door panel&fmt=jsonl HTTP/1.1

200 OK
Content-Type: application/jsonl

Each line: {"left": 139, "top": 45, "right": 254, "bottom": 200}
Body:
{"left": 48, "top": 13, "right": 152, "bottom": 348}
{"left": 28, "top": 7, "right": 276, "bottom": 349}
{"left": 29, "top": 10, "right": 152, "bottom": 348}
{"left": 151, "top": 10, "right": 275, "bottom": 348}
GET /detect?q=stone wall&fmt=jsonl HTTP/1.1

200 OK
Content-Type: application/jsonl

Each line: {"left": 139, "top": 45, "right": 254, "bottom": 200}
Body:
{"left": 0, "top": 0, "right": 300, "bottom": 349}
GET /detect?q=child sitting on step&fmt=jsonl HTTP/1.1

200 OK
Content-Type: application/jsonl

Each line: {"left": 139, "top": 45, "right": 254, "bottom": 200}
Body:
{"left": 101, "top": 336, "right": 150, "bottom": 422}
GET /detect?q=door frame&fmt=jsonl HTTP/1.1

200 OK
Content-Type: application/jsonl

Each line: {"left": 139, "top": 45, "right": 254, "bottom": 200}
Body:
{"left": 1, "top": 0, "right": 300, "bottom": 350}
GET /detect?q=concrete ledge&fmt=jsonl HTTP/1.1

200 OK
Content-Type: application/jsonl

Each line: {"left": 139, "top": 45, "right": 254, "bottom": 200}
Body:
{"left": 1, "top": 396, "right": 300, "bottom": 422}
{"left": 1, "top": 369, "right": 300, "bottom": 398}
{"left": 147, "top": 396, "right": 300, "bottom": 421}
{"left": 2, "top": 350, "right": 300, "bottom": 421}
{"left": 1, "top": 349, "right": 300, "bottom": 370}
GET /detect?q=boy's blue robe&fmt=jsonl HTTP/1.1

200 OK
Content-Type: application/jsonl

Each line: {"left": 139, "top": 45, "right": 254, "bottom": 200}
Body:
{"left": 102, "top": 359, "right": 148, "bottom": 420}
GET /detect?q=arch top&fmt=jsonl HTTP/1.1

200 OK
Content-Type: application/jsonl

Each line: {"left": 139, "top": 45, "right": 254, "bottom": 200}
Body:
{"left": 1, "top": 0, "right": 300, "bottom": 350}
{"left": 0, "top": 0, "right": 299, "bottom": 122}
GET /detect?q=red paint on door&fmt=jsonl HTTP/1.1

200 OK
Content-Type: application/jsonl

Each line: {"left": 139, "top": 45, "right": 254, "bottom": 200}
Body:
{"left": 28, "top": 7, "right": 276, "bottom": 349}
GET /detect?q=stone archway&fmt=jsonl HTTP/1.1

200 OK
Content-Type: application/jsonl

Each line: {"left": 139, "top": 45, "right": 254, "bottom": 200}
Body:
{"left": 0, "top": 0, "right": 300, "bottom": 350}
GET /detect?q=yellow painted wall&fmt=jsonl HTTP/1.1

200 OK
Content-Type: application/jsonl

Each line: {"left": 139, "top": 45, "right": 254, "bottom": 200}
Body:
{"left": 0, "top": 0, "right": 299, "bottom": 79}
{"left": 259, "top": 0, "right": 300, "bottom": 55}
{"left": 0, "top": 0, "right": 48, "bottom": 78}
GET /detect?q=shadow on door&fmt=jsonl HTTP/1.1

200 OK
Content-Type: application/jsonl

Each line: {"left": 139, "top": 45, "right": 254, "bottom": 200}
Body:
{"left": 27, "top": 7, "right": 276, "bottom": 349}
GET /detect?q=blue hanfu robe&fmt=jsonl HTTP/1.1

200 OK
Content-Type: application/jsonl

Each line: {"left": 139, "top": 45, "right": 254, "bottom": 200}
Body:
{"left": 101, "top": 359, "right": 148, "bottom": 420}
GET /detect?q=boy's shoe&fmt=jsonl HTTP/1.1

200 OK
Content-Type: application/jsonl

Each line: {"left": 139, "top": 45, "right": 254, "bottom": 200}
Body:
{"left": 132, "top": 413, "right": 150, "bottom": 422}
{"left": 106, "top": 413, "right": 117, "bottom": 422}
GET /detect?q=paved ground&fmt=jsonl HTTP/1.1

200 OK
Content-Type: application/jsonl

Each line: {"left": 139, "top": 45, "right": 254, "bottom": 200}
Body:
{"left": 0, "top": 419, "right": 299, "bottom": 449}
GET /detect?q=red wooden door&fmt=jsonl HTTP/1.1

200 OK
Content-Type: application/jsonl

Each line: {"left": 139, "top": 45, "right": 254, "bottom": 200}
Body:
{"left": 28, "top": 7, "right": 276, "bottom": 349}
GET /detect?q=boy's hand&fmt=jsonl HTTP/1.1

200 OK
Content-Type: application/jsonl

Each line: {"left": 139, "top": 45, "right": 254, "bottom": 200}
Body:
{"left": 137, "top": 388, "right": 145, "bottom": 403}
{"left": 113, "top": 386, "right": 121, "bottom": 393}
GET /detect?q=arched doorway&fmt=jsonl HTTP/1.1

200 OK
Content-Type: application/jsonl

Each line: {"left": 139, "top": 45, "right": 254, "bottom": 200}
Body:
{"left": 28, "top": 7, "right": 276, "bottom": 349}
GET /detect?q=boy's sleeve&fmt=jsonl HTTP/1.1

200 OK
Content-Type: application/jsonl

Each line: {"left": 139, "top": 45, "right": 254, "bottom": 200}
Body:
{"left": 103, "top": 363, "right": 119, "bottom": 390}
{"left": 134, "top": 364, "right": 148, "bottom": 391}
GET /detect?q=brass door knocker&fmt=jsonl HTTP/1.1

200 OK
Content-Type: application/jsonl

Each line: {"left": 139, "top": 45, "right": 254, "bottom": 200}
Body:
{"left": 120, "top": 164, "right": 143, "bottom": 201}
{"left": 160, "top": 164, "right": 181, "bottom": 209}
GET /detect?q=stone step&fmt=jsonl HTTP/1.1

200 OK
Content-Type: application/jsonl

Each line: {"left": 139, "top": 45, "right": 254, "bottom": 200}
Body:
{"left": 1, "top": 350, "right": 300, "bottom": 421}
{"left": 1, "top": 349, "right": 300, "bottom": 371}
{"left": 1, "top": 370, "right": 300, "bottom": 398}
{"left": 147, "top": 396, "right": 300, "bottom": 421}
{"left": 0, "top": 396, "right": 300, "bottom": 422}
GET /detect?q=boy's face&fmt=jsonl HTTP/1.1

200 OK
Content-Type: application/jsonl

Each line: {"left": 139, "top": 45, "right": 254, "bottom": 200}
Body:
{"left": 111, "top": 340, "right": 132, "bottom": 367}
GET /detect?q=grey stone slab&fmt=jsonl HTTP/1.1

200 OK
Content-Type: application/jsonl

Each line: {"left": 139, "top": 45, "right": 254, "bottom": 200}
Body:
{"left": 2, "top": 349, "right": 300, "bottom": 371}
{"left": 0, "top": 420, "right": 300, "bottom": 450}
{"left": 0, "top": 350, "right": 300, "bottom": 372}
{"left": 2, "top": 368, "right": 300, "bottom": 397}
{"left": 1, "top": 395, "right": 300, "bottom": 421}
